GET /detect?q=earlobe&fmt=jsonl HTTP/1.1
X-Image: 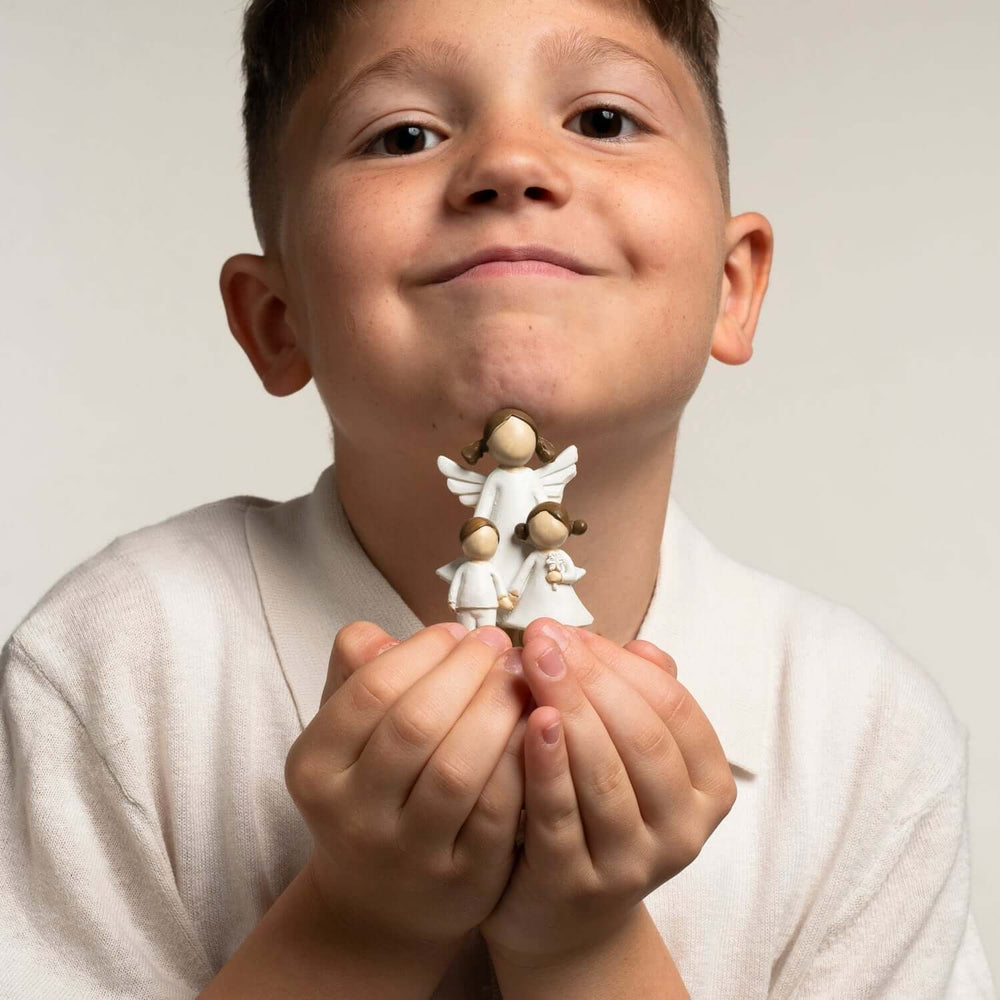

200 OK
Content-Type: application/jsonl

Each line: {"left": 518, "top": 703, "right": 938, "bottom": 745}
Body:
{"left": 219, "top": 253, "right": 313, "bottom": 397}
{"left": 710, "top": 212, "right": 775, "bottom": 366}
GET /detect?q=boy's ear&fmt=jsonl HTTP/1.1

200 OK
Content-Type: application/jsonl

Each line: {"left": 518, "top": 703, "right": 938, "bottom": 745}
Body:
{"left": 710, "top": 212, "right": 774, "bottom": 366}
{"left": 219, "top": 254, "right": 312, "bottom": 396}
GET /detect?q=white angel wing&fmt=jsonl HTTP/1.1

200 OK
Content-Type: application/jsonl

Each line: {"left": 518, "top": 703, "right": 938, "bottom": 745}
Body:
{"left": 437, "top": 455, "right": 487, "bottom": 508}
{"left": 538, "top": 445, "right": 578, "bottom": 502}
{"left": 436, "top": 555, "right": 466, "bottom": 583}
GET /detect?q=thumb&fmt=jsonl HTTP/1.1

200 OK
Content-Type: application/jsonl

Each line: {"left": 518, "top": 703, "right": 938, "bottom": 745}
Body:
{"left": 322, "top": 621, "right": 399, "bottom": 705}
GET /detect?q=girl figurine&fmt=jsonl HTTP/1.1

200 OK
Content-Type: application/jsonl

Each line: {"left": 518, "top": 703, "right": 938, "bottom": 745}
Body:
{"left": 502, "top": 502, "right": 593, "bottom": 630}
{"left": 436, "top": 408, "right": 578, "bottom": 594}
{"left": 446, "top": 517, "right": 515, "bottom": 630}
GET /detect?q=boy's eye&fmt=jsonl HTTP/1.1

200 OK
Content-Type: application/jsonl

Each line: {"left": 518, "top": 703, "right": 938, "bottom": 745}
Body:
{"left": 359, "top": 104, "right": 648, "bottom": 157}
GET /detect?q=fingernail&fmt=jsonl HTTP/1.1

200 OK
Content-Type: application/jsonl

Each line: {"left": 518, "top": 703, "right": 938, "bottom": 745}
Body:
{"left": 440, "top": 622, "right": 469, "bottom": 640}
{"left": 374, "top": 640, "right": 399, "bottom": 657}
{"left": 539, "top": 621, "right": 569, "bottom": 651}
{"left": 474, "top": 627, "right": 510, "bottom": 651}
{"left": 536, "top": 642, "right": 565, "bottom": 678}
{"left": 500, "top": 648, "right": 524, "bottom": 675}
{"left": 542, "top": 721, "right": 561, "bottom": 745}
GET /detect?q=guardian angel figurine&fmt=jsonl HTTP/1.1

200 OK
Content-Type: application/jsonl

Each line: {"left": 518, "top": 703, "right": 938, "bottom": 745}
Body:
{"left": 502, "top": 502, "right": 593, "bottom": 629}
{"left": 447, "top": 518, "right": 515, "bottom": 630}
{"left": 436, "top": 408, "right": 577, "bottom": 594}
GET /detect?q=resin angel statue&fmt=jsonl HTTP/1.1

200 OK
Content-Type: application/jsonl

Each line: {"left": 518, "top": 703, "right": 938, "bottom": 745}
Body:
{"left": 446, "top": 517, "right": 515, "bottom": 630}
{"left": 436, "top": 408, "right": 578, "bottom": 595}
{"left": 502, "top": 502, "right": 592, "bottom": 630}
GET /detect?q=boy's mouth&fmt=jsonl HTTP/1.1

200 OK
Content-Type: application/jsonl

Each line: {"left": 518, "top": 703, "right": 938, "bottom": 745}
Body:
{"left": 429, "top": 244, "right": 595, "bottom": 283}
{"left": 448, "top": 260, "right": 586, "bottom": 282}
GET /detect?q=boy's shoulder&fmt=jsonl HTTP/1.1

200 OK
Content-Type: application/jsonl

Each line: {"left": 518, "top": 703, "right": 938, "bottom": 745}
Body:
{"left": 746, "top": 549, "right": 967, "bottom": 820}
{"left": 664, "top": 502, "right": 968, "bottom": 794}
{"left": 3, "top": 490, "right": 282, "bottom": 721}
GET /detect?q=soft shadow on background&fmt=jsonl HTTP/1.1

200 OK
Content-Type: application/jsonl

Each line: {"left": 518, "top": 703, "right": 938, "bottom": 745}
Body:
{"left": 1, "top": 0, "right": 997, "bottom": 975}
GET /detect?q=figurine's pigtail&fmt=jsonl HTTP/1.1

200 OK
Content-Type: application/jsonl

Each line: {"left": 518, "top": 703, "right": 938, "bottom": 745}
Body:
{"left": 514, "top": 523, "right": 529, "bottom": 541}
{"left": 571, "top": 520, "right": 588, "bottom": 536}
{"left": 535, "top": 435, "right": 557, "bottom": 464}
{"left": 461, "top": 439, "right": 488, "bottom": 465}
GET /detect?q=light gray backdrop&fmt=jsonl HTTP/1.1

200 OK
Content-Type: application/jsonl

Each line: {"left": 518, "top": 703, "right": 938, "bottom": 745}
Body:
{"left": 1, "top": 0, "right": 997, "bottom": 978}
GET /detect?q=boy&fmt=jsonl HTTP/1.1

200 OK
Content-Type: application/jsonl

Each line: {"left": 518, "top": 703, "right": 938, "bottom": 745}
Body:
{"left": 1, "top": 1, "right": 994, "bottom": 998}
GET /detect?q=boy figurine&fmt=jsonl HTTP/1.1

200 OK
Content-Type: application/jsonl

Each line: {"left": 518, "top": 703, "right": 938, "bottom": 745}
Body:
{"left": 447, "top": 517, "right": 516, "bottom": 629}
{"left": 1, "top": 1, "right": 994, "bottom": 999}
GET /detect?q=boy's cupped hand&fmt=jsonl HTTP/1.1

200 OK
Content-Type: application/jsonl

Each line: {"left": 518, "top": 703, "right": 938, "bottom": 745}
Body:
{"left": 284, "top": 621, "right": 530, "bottom": 952}
{"left": 293, "top": 616, "right": 736, "bottom": 966}
{"left": 478, "top": 620, "right": 738, "bottom": 966}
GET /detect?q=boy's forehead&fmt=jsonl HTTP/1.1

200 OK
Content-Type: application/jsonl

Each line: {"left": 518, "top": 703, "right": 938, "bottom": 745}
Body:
{"left": 319, "top": 0, "right": 708, "bottom": 130}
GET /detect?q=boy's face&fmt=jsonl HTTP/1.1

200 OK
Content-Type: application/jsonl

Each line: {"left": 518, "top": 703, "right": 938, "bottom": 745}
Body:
{"left": 237, "top": 0, "right": 769, "bottom": 454}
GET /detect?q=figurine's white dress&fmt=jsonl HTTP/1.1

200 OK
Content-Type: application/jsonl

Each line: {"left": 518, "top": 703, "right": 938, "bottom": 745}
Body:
{"left": 436, "top": 446, "right": 578, "bottom": 594}
{"left": 502, "top": 548, "right": 593, "bottom": 629}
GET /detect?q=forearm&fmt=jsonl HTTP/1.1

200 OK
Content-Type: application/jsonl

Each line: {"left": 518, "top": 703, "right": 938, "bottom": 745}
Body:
{"left": 488, "top": 904, "right": 689, "bottom": 1000}
{"left": 198, "top": 864, "right": 459, "bottom": 1000}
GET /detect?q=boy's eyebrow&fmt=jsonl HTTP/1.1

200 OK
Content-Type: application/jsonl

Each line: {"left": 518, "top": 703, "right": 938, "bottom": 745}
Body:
{"left": 323, "top": 27, "right": 683, "bottom": 123}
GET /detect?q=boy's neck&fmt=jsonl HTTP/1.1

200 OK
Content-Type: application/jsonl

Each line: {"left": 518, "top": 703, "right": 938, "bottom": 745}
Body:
{"left": 331, "top": 426, "right": 676, "bottom": 647}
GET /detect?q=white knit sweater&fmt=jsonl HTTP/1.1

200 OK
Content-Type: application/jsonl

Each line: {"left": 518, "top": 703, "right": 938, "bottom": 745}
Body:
{"left": 1, "top": 465, "right": 994, "bottom": 998}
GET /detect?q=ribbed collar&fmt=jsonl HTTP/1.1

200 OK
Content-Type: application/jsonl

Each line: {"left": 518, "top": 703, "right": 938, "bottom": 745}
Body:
{"left": 246, "top": 465, "right": 770, "bottom": 776}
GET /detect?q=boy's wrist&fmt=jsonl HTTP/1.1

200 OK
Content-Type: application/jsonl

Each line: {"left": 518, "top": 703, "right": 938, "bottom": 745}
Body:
{"left": 485, "top": 904, "right": 689, "bottom": 1000}
{"left": 302, "top": 856, "right": 464, "bottom": 964}
{"left": 198, "top": 863, "right": 461, "bottom": 1000}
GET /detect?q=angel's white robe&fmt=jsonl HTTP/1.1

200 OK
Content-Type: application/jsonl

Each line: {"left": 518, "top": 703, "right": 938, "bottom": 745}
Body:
{"left": 472, "top": 467, "right": 547, "bottom": 591}
{"left": 503, "top": 548, "right": 593, "bottom": 628}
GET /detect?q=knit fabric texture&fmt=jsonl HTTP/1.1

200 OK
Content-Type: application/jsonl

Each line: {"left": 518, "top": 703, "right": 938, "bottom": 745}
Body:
{"left": 1, "top": 465, "right": 995, "bottom": 997}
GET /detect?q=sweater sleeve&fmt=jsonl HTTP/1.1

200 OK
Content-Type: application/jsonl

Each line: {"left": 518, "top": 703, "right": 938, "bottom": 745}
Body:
{"left": 0, "top": 636, "right": 212, "bottom": 999}
{"left": 792, "top": 742, "right": 996, "bottom": 999}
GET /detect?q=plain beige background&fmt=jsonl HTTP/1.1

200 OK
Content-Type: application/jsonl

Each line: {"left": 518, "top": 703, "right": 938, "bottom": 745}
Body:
{"left": 2, "top": 0, "right": 997, "bottom": 980}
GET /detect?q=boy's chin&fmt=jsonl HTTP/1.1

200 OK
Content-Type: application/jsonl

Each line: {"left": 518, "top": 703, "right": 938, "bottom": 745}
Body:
{"left": 422, "top": 376, "right": 639, "bottom": 446}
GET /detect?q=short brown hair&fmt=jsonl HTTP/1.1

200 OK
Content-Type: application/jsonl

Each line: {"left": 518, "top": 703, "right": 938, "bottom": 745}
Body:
{"left": 459, "top": 517, "right": 499, "bottom": 543}
{"left": 240, "top": 0, "right": 730, "bottom": 246}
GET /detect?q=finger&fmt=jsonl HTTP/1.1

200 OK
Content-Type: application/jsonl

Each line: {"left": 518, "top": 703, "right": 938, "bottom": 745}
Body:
{"left": 520, "top": 626, "right": 642, "bottom": 862}
{"left": 355, "top": 627, "right": 513, "bottom": 808}
{"left": 526, "top": 620, "right": 691, "bottom": 831}
{"left": 569, "top": 625, "right": 734, "bottom": 803}
{"left": 405, "top": 647, "right": 530, "bottom": 844}
{"left": 456, "top": 701, "right": 531, "bottom": 862}
{"left": 321, "top": 620, "right": 402, "bottom": 705}
{"left": 321, "top": 621, "right": 469, "bottom": 772}
{"left": 521, "top": 707, "right": 589, "bottom": 869}
{"left": 623, "top": 638, "right": 678, "bottom": 678}
{"left": 579, "top": 629, "right": 678, "bottom": 688}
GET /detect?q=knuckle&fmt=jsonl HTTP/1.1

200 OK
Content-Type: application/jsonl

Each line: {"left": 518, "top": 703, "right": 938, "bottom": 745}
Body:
{"left": 615, "top": 860, "right": 651, "bottom": 900}
{"left": 386, "top": 702, "right": 439, "bottom": 751}
{"left": 471, "top": 784, "right": 512, "bottom": 830}
{"left": 629, "top": 721, "right": 670, "bottom": 760}
{"left": 589, "top": 759, "right": 628, "bottom": 801}
{"left": 721, "top": 775, "right": 739, "bottom": 813}
{"left": 700, "top": 768, "right": 739, "bottom": 817}
{"left": 332, "top": 621, "right": 373, "bottom": 664}
{"left": 348, "top": 671, "right": 395, "bottom": 716}
{"left": 677, "top": 827, "right": 706, "bottom": 868}
{"left": 566, "top": 869, "right": 603, "bottom": 907}
{"left": 664, "top": 685, "right": 695, "bottom": 729}
{"left": 284, "top": 741, "right": 332, "bottom": 809}
{"left": 426, "top": 751, "right": 478, "bottom": 800}
{"left": 546, "top": 800, "right": 581, "bottom": 839}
